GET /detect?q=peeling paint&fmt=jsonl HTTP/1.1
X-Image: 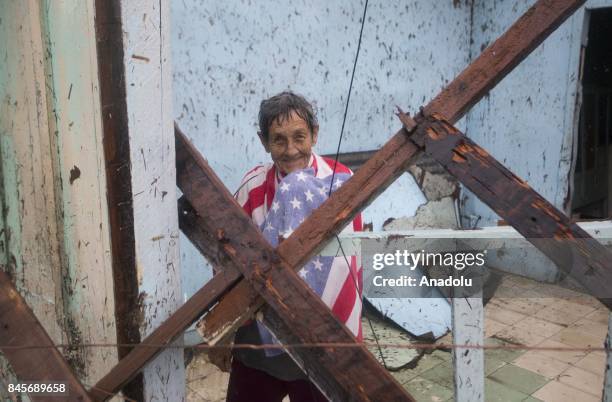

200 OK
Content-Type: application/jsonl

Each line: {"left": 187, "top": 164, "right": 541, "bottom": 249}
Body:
{"left": 123, "top": 0, "right": 185, "bottom": 398}
{"left": 1, "top": 0, "right": 119, "bottom": 388}
{"left": 459, "top": 0, "right": 612, "bottom": 280}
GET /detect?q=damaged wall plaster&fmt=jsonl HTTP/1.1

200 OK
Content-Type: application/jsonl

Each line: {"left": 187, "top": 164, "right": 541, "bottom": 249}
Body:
{"left": 171, "top": 0, "right": 472, "bottom": 293}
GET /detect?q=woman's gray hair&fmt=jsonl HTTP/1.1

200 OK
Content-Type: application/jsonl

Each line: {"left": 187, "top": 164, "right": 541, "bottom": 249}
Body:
{"left": 258, "top": 91, "right": 318, "bottom": 141}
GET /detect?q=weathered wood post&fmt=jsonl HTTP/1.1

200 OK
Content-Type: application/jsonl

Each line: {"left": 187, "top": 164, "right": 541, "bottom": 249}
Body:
{"left": 95, "top": 0, "right": 185, "bottom": 400}
{"left": 1, "top": 0, "right": 118, "bottom": 394}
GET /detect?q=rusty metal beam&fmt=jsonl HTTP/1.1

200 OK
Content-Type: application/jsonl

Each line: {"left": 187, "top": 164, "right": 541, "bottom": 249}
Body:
{"left": 0, "top": 271, "right": 92, "bottom": 402}
{"left": 424, "top": 0, "right": 587, "bottom": 123}
{"left": 178, "top": 197, "right": 260, "bottom": 344}
{"left": 197, "top": 0, "right": 587, "bottom": 342}
{"left": 175, "top": 129, "right": 414, "bottom": 402}
{"left": 405, "top": 113, "right": 612, "bottom": 308}
{"left": 89, "top": 0, "right": 587, "bottom": 399}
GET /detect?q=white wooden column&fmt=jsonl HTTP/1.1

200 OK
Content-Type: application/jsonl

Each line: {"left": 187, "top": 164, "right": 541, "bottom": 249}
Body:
{"left": 452, "top": 295, "right": 485, "bottom": 402}
{"left": 121, "top": 0, "right": 185, "bottom": 400}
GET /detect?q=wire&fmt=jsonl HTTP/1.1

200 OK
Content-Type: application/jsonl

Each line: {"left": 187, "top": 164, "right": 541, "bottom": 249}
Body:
{"left": 322, "top": 0, "right": 390, "bottom": 370}
{"left": 327, "top": 0, "right": 369, "bottom": 197}
{"left": 0, "top": 342, "right": 606, "bottom": 353}
{"left": 323, "top": 0, "right": 390, "bottom": 370}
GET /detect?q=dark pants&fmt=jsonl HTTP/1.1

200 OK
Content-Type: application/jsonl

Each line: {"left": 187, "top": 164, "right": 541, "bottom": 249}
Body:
{"left": 226, "top": 358, "right": 328, "bottom": 402}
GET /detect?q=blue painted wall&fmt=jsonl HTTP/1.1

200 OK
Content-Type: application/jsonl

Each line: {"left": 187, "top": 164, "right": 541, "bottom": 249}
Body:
{"left": 171, "top": 0, "right": 472, "bottom": 298}
{"left": 171, "top": 0, "right": 611, "bottom": 291}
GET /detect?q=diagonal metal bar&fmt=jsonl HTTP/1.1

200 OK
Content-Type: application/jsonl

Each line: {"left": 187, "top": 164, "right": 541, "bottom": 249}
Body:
{"left": 197, "top": 0, "right": 587, "bottom": 342}
{"left": 404, "top": 113, "right": 612, "bottom": 309}
{"left": 0, "top": 270, "right": 92, "bottom": 402}
{"left": 175, "top": 129, "right": 414, "bottom": 402}
{"left": 90, "top": 0, "right": 587, "bottom": 399}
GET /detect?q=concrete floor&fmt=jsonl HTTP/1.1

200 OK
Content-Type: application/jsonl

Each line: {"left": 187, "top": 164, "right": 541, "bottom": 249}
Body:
{"left": 186, "top": 272, "right": 608, "bottom": 402}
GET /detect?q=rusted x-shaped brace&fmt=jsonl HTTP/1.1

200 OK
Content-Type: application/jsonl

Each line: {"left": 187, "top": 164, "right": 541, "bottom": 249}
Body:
{"left": 90, "top": 1, "right": 598, "bottom": 401}
{"left": 0, "top": 1, "right": 596, "bottom": 401}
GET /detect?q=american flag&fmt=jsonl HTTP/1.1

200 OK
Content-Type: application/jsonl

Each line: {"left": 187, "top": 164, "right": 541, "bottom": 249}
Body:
{"left": 257, "top": 167, "right": 360, "bottom": 356}
{"left": 235, "top": 153, "right": 363, "bottom": 357}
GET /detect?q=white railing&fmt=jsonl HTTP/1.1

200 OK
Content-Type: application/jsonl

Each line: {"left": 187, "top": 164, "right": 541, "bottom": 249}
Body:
{"left": 321, "top": 220, "right": 612, "bottom": 402}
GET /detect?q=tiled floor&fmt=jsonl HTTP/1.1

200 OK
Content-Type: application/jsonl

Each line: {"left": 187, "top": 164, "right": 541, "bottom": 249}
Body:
{"left": 185, "top": 272, "right": 610, "bottom": 401}
{"left": 394, "top": 273, "right": 609, "bottom": 402}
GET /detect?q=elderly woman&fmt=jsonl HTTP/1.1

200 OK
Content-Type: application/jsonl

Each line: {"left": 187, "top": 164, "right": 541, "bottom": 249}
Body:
{"left": 227, "top": 91, "right": 363, "bottom": 402}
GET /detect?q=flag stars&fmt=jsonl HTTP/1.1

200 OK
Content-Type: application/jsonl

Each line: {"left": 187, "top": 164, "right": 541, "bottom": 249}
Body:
{"left": 333, "top": 179, "right": 343, "bottom": 189}
{"left": 271, "top": 201, "right": 280, "bottom": 213}
{"left": 280, "top": 182, "right": 290, "bottom": 192}
{"left": 313, "top": 258, "right": 323, "bottom": 271}
{"left": 317, "top": 186, "right": 327, "bottom": 196}
{"left": 304, "top": 189, "right": 314, "bottom": 202}
{"left": 296, "top": 171, "right": 308, "bottom": 182}
{"left": 264, "top": 222, "right": 274, "bottom": 232}
{"left": 298, "top": 268, "right": 308, "bottom": 279}
{"left": 283, "top": 226, "right": 294, "bottom": 237}
{"left": 290, "top": 197, "right": 302, "bottom": 209}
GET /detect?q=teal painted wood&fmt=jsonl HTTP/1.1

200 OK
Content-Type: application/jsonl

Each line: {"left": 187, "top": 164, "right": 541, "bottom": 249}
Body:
{"left": 0, "top": 0, "right": 26, "bottom": 287}
{"left": 0, "top": 137, "right": 19, "bottom": 277}
{"left": 0, "top": 3, "right": 53, "bottom": 399}
{"left": 39, "top": 0, "right": 119, "bottom": 385}
{"left": 0, "top": 0, "right": 119, "bottom": 390}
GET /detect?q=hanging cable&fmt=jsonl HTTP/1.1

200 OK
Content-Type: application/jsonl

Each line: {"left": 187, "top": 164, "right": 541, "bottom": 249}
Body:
{"left": 324, "top": 0, "right": 390, "bottom": 370}
{"left": 328, "top": 0, "right": 369, "bottom": 197}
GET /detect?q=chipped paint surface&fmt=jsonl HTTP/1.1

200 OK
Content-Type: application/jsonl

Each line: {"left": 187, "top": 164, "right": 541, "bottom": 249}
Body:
{"left": 172, "top": 0, "right": 471, "bottom": 186}
{"left": 452, "top": 296, "right": 484, "bottom": 402}
{"left": 171, "top": 0, "right": 472, "bottom": 295}
{"left": 121, "top": 0, "right": 185, "bottom": 399}
{"left": 0, "top": 0, "right": 118, "bottom": 390}
{"left": 463, "top": 0, "right": 601, "bottom": 225}
{"left": 40, "top": 0, "right": 119, "bottom": 383}
{"left": 461, "top": 0, "right": 612, "bottom": 280}
{"left": 0, "top": 2, "right": 62, "bottom": 395}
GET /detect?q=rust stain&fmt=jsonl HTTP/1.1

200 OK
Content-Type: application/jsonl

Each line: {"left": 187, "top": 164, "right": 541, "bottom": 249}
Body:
{"left": 426, "top": 127, "right": 442, "bottom": 140}
{"left": 451, "top": 150, "right": 468, "bottom": 163}
{"left": 512, "top": 175, "right": 531, "bottom": 189}
{"left": 474, "top": 145, "right": 490, "bottom": 158}
{"left": 337, "top": 208, "right": 350, "bottom": 221}
{"left": 223, "top": 244, "right": 237, "bottom": 256}
{"left": 531, "top": 198, "right": 561, "bottom": 222}
{"left": 455, "top": 143, "right": 472, "bottom": 154}
{"left": 357, "top": 384, "right": 371, "bottom": 401}
{"left": 265, "top": 278, "right": 289, "bottom": 311}
{"left": 554, "top": 226, "right": 575, "bottom": 241}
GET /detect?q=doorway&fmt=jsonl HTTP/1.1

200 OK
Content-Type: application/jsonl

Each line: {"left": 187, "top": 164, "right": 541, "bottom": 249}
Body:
{"left": 572, "top": 7, "right": 612, "bottom": 219}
